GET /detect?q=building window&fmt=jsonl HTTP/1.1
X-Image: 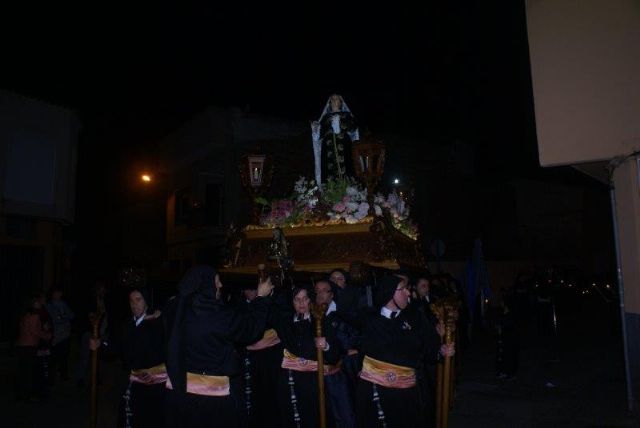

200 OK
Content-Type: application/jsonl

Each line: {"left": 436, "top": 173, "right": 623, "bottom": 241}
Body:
{"left": 174, "top": 187, "right": 192, "bottom": 227}
{"left": 205, "top": 183, "right": 223, "bottom": 227}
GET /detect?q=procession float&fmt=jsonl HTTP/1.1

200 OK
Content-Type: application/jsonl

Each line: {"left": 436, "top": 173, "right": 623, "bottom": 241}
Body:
{"left": 220, "top": 94, "right": 425, "bottom": 282}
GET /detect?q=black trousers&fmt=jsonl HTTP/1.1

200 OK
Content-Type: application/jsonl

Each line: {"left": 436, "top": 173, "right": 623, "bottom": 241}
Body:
{"left": 277, "top": 369, "right": 335, "bottom": 428}
{"left": 165, "top": 378, "right": 245, "bottom": 428}
{"left": 356, "top": 379, "right": 423, "bottom": 428}
{"left": 15, "top": 346, "right": 37, "bottom": 400}
{"left": 119, "top": 381, "right": 165, "bottom": 428}
{"left": 418, "top": 364, "right": 437, "bottom": 428}
{"left": 246, "top": 345, "right": 283, "bottom": 428}
{"left": 51, "top": 338, "right": 71, "bottom": 381}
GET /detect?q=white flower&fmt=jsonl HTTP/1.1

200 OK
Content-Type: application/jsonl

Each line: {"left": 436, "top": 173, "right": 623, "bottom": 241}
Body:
{"left": 354, "top": 203, "right": 369, "bottom": 220}
{"left": 346, "top": 186, "right": 359, "bottom": 196}
{"left": 345, "top": 202, "right": 359, "bottom": 212}
{"left": 398, "top": 200, "right": 406, "bottom": 216}
{"left": 357, "top": 202, "right": 369, "bottom": 215}
{"left": 387, "top": 191, "right": 399, "bottom": 206}
{"left": 294, "top": 177, "right": 307, "bottom": 194}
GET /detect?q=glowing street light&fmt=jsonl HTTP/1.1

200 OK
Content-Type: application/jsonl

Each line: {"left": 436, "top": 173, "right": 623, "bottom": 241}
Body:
{"left": 141, "top": 174, "right": 152, "bottom": 183}
{"left": 393, "top": 178, "right": 400, "bottom": 185}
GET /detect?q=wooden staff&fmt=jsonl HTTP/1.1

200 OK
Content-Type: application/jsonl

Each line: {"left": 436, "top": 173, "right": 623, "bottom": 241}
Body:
{"left": 431, "top": 303, "right": 445, "bottom": 428}
{"left": 449, "top": 333, "right": 456, "bottom": 409}
{"left": 449, "top": 329, "right": 460, "bottom": 409}
{"left": 89, "top": 312, "right": 101, "bottom": 428}
{"left": 432, "top": 299, "right": 459, "bottom": 428}
{"left": 311, "top": 303, "right": 328, "bottom": 428}
{"left": 435, "top": 360, "right": 444, "bottom": 428}
{"left": 441, "top": 301, "right": 459, "bottom": 428}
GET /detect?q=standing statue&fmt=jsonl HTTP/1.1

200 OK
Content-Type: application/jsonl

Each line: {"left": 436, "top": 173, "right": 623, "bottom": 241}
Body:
{"left": 267, "top": 227, "right": 289, "bottom": 262}
{"left": 311, "top": 94, "right": 360, "bottom": 185}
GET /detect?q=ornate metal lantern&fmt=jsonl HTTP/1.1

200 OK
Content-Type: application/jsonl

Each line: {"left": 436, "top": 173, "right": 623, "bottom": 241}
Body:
{"left": 239, "top": 151, "right": 273, "bottom": 223}
{"left": 352, "top": 133, "right": 386, "bottom": 215}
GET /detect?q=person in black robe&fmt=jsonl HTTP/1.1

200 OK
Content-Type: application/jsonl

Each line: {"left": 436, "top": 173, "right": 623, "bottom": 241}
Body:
{"left": 165, "top": 266, "right": 273, "bottom": 428}
{"left": 315, "top": 279, "right": 357, "bottom": 428}
{"left": 240, "top": 282, "right": 284, "bottom": 428}
{"left": 119, "top": 287, "right": 166, "bottom": 428}
{"left": 329, "top": 269, "right": 365, "bottom": 395}
{"left": 356, "top": 275, "right": 448, "bottom": 428}
{"left": 275, "top": 285, "right": 341, "bottom": 428}
{"left": 412, "top": 276, "right": 444, "bottom": 428}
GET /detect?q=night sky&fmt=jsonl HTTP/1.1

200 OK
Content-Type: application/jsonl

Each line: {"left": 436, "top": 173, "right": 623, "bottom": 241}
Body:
{"left": 3, "top": 2, "right": 538, "bottom": 169}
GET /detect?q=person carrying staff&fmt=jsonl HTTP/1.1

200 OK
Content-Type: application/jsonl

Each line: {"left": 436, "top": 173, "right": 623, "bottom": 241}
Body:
{"left": 356, "top": 275, "right": 452, "bottom": 428}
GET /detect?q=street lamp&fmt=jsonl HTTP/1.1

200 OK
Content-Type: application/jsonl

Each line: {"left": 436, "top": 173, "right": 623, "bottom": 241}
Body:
{"left": 239, "top": 151, "right": 274, "bottom": 223}
{"left": 141, "top": 174, "right": 152, "bottom": 183}
{"left": 352, "top": 132, "right": 386, "bottom": 215}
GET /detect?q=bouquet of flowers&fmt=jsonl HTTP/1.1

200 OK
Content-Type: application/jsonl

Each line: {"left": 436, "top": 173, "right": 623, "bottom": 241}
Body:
{"left": 375, "top": 190, "right": 418, "bottom": 239}
{"left": 324, "top": 178, "right": 370, "bottom": 224}
{"left": 256, "top": 176, "right": 419, "bottom": 239}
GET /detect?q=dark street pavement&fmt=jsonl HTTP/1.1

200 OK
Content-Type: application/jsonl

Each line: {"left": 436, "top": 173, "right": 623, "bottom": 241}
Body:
{"left": 450, "top": 294, "right": 639, "bottom": 428}
{"left": 0, "top": 343, "right": 125, "bottom": 428}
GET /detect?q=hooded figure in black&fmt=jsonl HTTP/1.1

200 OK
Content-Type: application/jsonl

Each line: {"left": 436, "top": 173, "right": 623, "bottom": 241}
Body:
{"left": 165, "top": 266, "right": 272, "bottom": 428}
{"left": 239, "top": 280, "right": 284, "bottom": 428}
{"left": 355, "top": 275, "right": 440, "bottom": 428}
{"left": 119, "top": 287, "right": 165, "bottom": 428}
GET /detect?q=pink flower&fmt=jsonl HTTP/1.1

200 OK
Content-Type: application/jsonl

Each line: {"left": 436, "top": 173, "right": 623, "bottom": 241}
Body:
{"left": 333, "top": 202, "right": 346, "bottom": 213}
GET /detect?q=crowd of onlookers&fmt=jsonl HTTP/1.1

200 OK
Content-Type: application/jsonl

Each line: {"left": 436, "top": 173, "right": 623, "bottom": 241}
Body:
{"left": 15, "top": 288, "right": 74, "bottom": 401}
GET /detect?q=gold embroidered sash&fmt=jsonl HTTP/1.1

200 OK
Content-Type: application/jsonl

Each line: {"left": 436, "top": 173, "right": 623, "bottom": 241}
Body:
{"left": 165, "top": 372, "right": 230, "bottom": 396}
{"left": 359, "top": 355, "right": 416, "bottom": 389}
{"left": 129, "top": 363, "right": 168, "bottom": 385}
{"left": 281, "top": 349, "right": 341, "bottom": 375}
{"left": 246, "top": 328, "right": 281, "bottom": 351}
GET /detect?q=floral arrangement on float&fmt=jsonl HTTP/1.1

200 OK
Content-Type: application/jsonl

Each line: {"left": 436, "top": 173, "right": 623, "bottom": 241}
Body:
{"left": 251, "top": 176, "right": 419, "bottom": 240}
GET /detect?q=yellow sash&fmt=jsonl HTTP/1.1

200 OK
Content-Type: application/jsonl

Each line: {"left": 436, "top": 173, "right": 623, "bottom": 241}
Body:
{"left": 129, "top": 363, "right": 167, "bottom": 385}
{"left": 359, "top": 355, "right": 416, "bottom": 388}
{"left": 165, "top": 372, "right": 230, "bottom": 396}
{"left": 281, "top": 349, "right": 341, "bottom": 375}
{"left": 246, "top": 328, "right": 281, "bottom": 351}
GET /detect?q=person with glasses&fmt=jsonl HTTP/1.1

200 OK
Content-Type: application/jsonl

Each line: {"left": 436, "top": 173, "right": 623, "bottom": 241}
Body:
{"left": 356, "top": 275, "right": 450, "bottom": 428}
